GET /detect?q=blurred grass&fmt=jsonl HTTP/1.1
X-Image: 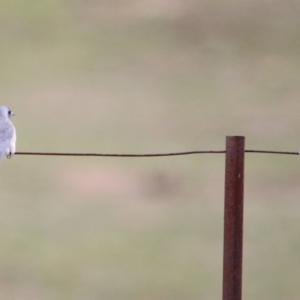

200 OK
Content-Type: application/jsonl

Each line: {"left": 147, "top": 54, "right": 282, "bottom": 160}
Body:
{"left": 0, "top": 0, "right": 300, "bottom": 299}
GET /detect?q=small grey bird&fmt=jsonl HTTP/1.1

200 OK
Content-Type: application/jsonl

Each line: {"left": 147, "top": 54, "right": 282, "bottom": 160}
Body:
{"left": 0, "top": 106, "right": 16, "bottom": 160}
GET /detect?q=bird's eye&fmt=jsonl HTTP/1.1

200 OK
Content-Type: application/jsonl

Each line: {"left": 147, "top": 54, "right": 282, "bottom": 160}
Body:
{"left": 8, "top": 110, "right": 11, "bottom": 116}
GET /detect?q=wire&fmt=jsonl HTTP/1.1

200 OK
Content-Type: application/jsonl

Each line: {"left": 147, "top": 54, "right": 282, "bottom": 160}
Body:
{"left": 14, "top": 150, "right": 299, "bottom": 157}
{"left": 246, "top": 150, "right": 299, "bottom": 155}
{"left": 15, "top": 151, "right": 225, "bottom": 157}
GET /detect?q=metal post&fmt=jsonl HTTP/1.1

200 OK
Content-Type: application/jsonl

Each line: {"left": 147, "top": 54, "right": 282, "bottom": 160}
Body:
{"left": 222, "top": 136, "right": 245, "bottom": 300}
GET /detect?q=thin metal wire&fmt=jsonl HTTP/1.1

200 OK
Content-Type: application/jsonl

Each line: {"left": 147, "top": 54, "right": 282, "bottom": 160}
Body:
{"left": 15, "top": 151, "right": 225, "bottom": 157}
{"left": 245, "top": 150, "right": 299, "bottom": 155}
{"left": 14, "top": 150, "right": 299, "bottom": 157}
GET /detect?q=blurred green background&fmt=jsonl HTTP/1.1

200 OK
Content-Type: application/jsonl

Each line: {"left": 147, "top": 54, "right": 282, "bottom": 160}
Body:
{"left": 1, "top": 0, "right": 300, "bottom": 299}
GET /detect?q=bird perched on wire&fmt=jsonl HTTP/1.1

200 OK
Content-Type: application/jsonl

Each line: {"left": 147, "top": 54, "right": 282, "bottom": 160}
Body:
{"left": 0, "top": 106, "right": 16, "bottom": 161}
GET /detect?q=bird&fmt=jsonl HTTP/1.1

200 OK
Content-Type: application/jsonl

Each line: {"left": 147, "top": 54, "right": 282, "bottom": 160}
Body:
{"left": 0, "top": 106, "right": 16, "bottom": 161}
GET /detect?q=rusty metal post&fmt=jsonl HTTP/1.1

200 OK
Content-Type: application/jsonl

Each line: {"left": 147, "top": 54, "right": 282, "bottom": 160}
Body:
{"left": 222, "top": 136, "right": 245, "bottom": 300}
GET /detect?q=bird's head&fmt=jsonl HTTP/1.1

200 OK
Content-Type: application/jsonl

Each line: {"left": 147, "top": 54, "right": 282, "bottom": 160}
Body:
{"left": 0, "top": 106, "right": 15, "bottom": 119}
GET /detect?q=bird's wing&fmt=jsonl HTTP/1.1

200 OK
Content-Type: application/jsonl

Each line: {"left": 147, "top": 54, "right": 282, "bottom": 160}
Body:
{"left": 0, "top": 119, "right": 14, "bottom": 156}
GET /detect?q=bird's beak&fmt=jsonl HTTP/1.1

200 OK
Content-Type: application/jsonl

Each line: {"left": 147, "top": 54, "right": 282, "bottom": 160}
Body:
{"left": 11, "top": 112, "right": 15, "bottom": 116}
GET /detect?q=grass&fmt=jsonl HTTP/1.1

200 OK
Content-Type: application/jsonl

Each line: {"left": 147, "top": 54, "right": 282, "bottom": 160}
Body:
{"left": 0, "top": 1, "right": 300, "bottom": 299}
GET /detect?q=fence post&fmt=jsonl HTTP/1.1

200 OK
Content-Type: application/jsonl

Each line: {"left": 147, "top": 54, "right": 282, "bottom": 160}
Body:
{"left": 222, "top": 136, "right": 245, "bottom": 300}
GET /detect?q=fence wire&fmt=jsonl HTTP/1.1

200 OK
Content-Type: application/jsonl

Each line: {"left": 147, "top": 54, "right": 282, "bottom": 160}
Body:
{"left": 15, "top": 150, "right": 299, "bottom": 157}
